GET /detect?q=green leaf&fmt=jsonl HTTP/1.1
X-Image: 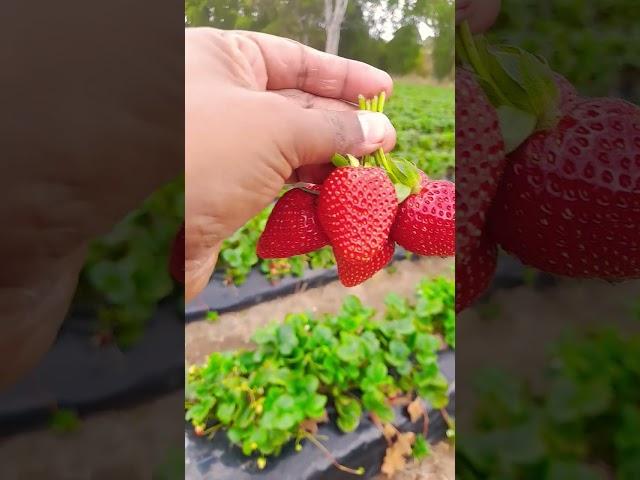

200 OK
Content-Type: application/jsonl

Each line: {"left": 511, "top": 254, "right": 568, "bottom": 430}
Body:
{"left": 331, "top": 153, "right": 349, "bottom": 167}
{"left": 216, "top": 402, "right": 236, "bottom": 424}
{"left": 336, "top": 396, "right": 363, "bottom": 433}
{"left": 496, "top": 105, "right": 537, "bottom": 154}
{"left": 394, "top": 183, "right": 412, "bottom": 203}
{"left": 413, "top": 436, "right": 430, "bottom": 460}
{"left": 277, "top": 324, "right": 299, "bottom": 356}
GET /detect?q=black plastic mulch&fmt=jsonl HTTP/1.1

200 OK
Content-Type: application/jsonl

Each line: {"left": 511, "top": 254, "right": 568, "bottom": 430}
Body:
{"left": 186, "top": 249, "right": 413, "bottom": 321}
{"left": 0, "top": 306, "right": 183, "bottom": 433}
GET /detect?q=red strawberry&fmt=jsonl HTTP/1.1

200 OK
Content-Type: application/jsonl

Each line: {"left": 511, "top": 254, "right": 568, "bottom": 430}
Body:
{"left": 335, "top": 238, "right": 395, "bottom": 287}
{"left": 169, "top": 223, "right": 185, "bottom": 283}
{"left": 455, "top": 68, "right": 507, "bottom": 260}
{"left": 553, "top": 72, "right": 579, "bottom": 112}
{"left": 257, "top": 186, "right": 329, "bottom": 259}
{"left": 488, "top": 97, "right": 640, "bottom": 279}
{"left": 390, "top": 178, "right": 455, "bottom": 257}
{"left": 455, "top": 233, "right": 497, "bottom": 313}
{"left": 318, "top": 167, "right": 397, "bottom": 262}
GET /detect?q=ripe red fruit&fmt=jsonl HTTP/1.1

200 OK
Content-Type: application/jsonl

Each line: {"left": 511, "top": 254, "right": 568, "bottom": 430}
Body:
{"left": 257, "top": 186, "right": 329, "bottom": 259}
{"left": 169, "top": 223, "right": 185, "bottom": 283}
{"left": 455, "top": 68, "right": 507, "bottom": 260}
{"left": 318, "top": 167, "right": 398, "bottom": 262}
{"left": 553, "top": 72, "right": 579, "bottom": 112}
{"left": 335, "top": 238, "right": 395, "bottom": 287}
{"left": 390, "top": 178, "right": 455, "bottom": 257}
{"left": 489, "top": 97, "right": 640, "bottom": 279}
{"left": 455, "top": 233, "right": 497, "bottom": 313}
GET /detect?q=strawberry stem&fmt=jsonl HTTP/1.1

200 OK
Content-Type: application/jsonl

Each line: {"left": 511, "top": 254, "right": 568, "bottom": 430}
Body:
{"left": 457, "top": 22, "right": 510, "bottom": 106}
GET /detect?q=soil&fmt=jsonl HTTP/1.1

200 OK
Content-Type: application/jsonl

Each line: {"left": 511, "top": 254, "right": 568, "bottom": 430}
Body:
{"left": 0, "top": 391, "right": 183, "bottom": 479}
{"left": 186, "top": 257, "right": 453, "bottom": 364}
{"left": 457, "top": 276, "right": 640, "bottom": 429}
{"left": 374, "top": 442, "right": 454, "bottom": 480}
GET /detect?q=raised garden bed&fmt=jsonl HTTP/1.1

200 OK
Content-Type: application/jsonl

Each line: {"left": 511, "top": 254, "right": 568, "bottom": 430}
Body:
{"left": 185, "top": 277, "right": 456, "bottom": 480}
{"left": 186, "top": 248, "right": 413, "bottom": 321}
{"left": 185, "top": 350, "right": 454, "bottom": 480}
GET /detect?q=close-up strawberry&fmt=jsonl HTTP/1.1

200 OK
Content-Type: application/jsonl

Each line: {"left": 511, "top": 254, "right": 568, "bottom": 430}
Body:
{"left": 455, "top": 233, "right": 497, "bottom": 313}
{"left": 391, "top": 178, "right": 455, "bottom": 257}
{"left": 553, "top": 71, "right": 579, "bottom": 112}
{"left": 318, "top": 166, "right": 398, "bottom": 263}
{"left": 488, "top": 97, "right": 640, "bottom": 279}
{"left": 455, "top": 67, "right": 506, "bottom": 260}
{"left": 257, "top": 185, "right": 329, "bottom": 259}
{"left": 335, "top": 238, "right": 396, "bottom": 287}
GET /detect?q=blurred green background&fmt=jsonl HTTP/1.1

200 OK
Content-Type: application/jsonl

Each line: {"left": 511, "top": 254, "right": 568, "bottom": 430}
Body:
{"left": 490, "top": 0, "right": 640, "bottom": 102}
{"left": 185, "top": 0, "right": 455, "bottom": 80}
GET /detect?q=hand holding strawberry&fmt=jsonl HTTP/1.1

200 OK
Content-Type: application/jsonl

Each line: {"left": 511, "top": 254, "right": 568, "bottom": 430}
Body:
{"left": 257, "top": 92, "right": 456, "bottom": 287}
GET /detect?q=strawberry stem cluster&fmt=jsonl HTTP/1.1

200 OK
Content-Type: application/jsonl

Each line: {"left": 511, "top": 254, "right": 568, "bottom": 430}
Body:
{"left": 186, "top": 277, "right": 455, "bottom": 473}
{"left": 332, "top": 92, "right": 422, "bottom": 203}
{"left": 455, "top": 21, "right": 562, "bottom": 153}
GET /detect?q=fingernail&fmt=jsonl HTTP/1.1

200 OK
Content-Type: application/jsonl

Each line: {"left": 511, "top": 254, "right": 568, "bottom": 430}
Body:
{"left": 357, "top": 111, "right": 392, "bottom": 145}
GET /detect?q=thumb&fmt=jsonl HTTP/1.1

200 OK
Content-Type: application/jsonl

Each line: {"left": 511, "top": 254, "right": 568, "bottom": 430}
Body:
{"left": 282, "top": 107, "right": 396, "bottom": 167}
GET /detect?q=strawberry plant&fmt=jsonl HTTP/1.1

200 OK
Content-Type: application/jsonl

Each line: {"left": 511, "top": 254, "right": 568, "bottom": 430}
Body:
{"left": 458, "top": 328, "right": 640, "bottom": 479}
{"left": 76, "top": 178, "right": 183, "bottom": 346}
{"left": 185, "top": 276, "right": 455, "bottom": 474}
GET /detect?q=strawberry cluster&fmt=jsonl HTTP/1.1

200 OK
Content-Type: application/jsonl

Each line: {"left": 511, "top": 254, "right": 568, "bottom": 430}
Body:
{"left": 258, "top": 93, "right": 455, "bottom": 287}
{"left": 455, "top": 22, "right": 640, "bottom": 312}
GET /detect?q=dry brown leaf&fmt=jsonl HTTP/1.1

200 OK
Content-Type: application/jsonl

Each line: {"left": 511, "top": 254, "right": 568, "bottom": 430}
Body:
{"left": 407, "top": 398, "right": 425, "bottom": 423}
{"left": 396, "top": 431, "right": 416, "bottom": 456}
{"left": 300, "top": 419, "right": 318, "bottom": 434}
{"left": 390, "top": 394, "right": 413, "bottom": 407}
{"left": 382, "top": 422, "right": 397, "bottom": 442}
{"left": 381, "top": 444, "right": 406, "bottom": 477}
{"left": 380, "top": 431, "right": 416, "bottom": 477}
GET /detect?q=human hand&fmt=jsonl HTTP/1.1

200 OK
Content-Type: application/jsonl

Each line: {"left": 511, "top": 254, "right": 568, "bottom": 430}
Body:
{"left": 456, "top": 0, "right": 501, "bottom": 34}
{"left": 0, "top": 6, "right": 182, "bottom": 387}
{"left": 185, "top": 28, "right": 396, "bottom": 301}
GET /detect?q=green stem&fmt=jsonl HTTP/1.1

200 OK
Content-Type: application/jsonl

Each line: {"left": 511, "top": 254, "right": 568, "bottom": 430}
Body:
{"left": 457, "top": 22, "right": 511, "bottom": 106}
{"left": 377, "top": 91, "right": 386, "bottom": 112}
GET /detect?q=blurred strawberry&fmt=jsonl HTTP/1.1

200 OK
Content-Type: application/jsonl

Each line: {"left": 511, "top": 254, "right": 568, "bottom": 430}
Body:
{"left": 489, "top": 97, "right": 640, "bottom": 279}
{"left": 455, "top": 68, "right": 506, "bottom": 260}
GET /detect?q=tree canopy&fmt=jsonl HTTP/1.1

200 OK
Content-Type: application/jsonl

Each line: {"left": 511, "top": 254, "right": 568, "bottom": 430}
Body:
{"left": 185, "top": 0, "right": 454, "bottom": 79}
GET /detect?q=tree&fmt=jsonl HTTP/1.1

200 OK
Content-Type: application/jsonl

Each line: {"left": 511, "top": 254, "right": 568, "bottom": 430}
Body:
{"left": 324, "top": 0, "right": 349, "bottom": 54}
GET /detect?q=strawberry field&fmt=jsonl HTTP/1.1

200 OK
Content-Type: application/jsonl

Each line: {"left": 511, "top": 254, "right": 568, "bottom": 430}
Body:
{"left": 183, "top": 79, "right": 455, "bottom": 479}
{"left": 185, "top": 261, "right": 455, "bottom": 479}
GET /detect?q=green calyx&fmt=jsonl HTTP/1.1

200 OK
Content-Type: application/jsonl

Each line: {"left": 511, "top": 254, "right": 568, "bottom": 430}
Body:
{"left": 332, "top": 91, "right": 422, "bottom": 203}
{"left": 455, "top": 21, "right": 562, "bottom": 153}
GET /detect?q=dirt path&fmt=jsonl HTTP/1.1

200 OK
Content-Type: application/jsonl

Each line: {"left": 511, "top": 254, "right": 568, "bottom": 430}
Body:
{"left": 457, "top": 277, "right": 640, "bottom": 428}
{"left": 374, "top": 442, "right": 455, "bottom": 480}
{"left": 186, "top": 257, "right": 453, "bottom": 364}
{"left": 0, "top": 391, "right": 183, "bottom": 479}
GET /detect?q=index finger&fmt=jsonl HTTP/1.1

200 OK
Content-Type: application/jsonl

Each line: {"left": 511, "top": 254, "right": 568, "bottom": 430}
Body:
{"left": 236, "top": 30, "right": 393, "bottom": 103}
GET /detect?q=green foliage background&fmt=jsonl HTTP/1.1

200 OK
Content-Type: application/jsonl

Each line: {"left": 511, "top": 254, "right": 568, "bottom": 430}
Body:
{"left": 185, "top": 0, "right": 455, "bottom": 79}
{"left": 490, "top": 0, "right": 640, "bottom": 102}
